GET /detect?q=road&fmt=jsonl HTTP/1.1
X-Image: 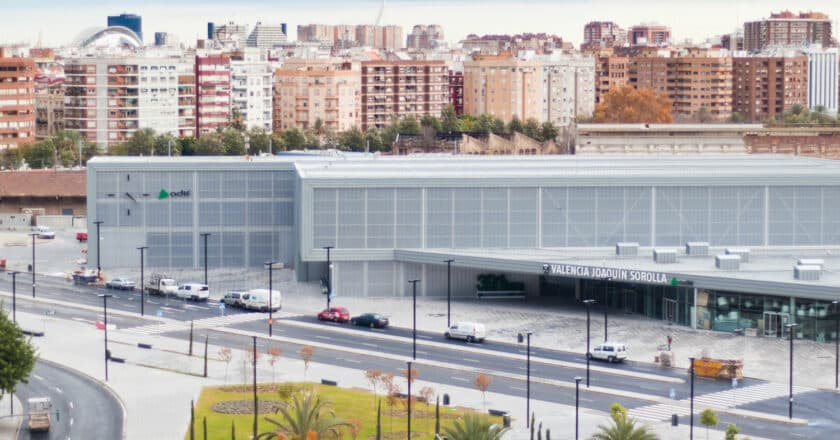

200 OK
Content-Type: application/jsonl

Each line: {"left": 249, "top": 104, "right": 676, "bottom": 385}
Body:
{"left": 15, "top": 360, "right": 123, "bottom": 440}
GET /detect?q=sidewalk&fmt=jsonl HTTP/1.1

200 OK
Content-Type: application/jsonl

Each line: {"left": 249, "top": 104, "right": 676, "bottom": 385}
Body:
{"left": 0, "top": 393, "right": 22, "bottom": 439}
{"left": 11, "top": 309, "right": 770, "bottom": 440}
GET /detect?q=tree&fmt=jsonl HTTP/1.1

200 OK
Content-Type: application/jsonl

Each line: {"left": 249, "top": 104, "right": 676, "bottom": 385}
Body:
{"left": 22, "top": 139, "right": 56, "bottom": 169}
{"left": 700, "top": 408, "right": 718, "bottom": 440}
{"left": 0, "top": 308, "right": 37, "bottom": 401}
{"left": 266, "top": 346, "right": 281, "bottom": 383}
{"left": 399, "top": 115, "right": 421, "bottom": 135}
{"left": 474, "top": 373, "right": 491, "bottom": 410}
{"left": 441, "top": 104, "right": 460, "bottom": 133}
{"left": 696, "top": 107, "right": 713, "bottom": 123}
{"left": 194, "top": 134, "right": 226, "bottom": 155}
{"left": 376, "top": 400, "right": 382, "bottom": 440}
{"left": 247, "top": 127, "right": 272, "bottom": 155}
{"left": 153, "top": 133, "right": 180, "bottom": 156}
{"left": 508, "top": 116, "right": 524, "bottom": 134}
{"left": 594, "top": 85, "right": 673, "bottom": 123}
{"left": 728, "top": 112, "right": 746, "bottom": 123}
{"left": 421, "top": 114, "right": 442, "bottom": 133}
{"left": 523, "top": 118, "right": 541, "bottom": 140}
{"left": 257, "top": 390, "right": 350, "bottom": 440}
{"left": 299, "top": 345, "right": 314, "bottom": 382}
{"left": 179, "top": 137, "right": 197, "bottom": 156}
{"left": 725, "top": 424, "right": 740, "bottom": 440}
{"left": 1, "top": 147, "right": 24, "bottom": 170}
{"left": 419, "top": 386, "right": 435, "bottom": 431}
{"left": 443, "top": 414, "right": 509, "bottom": 440}
{"left": 230, "top": 107, "right": 246, "bottom": 131}
{"left": 118, "top": 127, "right": 157, "bottom": 156}
{"left": 590, "top": 403, "right": 658, "bottom": 440}
{"left": 222, "top": 128, "right": 246, "bottom": 155}
{"left": 282, "top": 128, "right": 307, "bottom": 150}
{"left": 218, "top": 347, "right": 233, "bottom": 384}
{"left": 365, "top": 369, "right": 383, "bottom": 407}
{"left": 540, "top": 122, "right": 559, "bottom": 142}
{"left": 53, "top": 130, "right": 97, "bottom": 165}
{"left": 339, "top": 128, "right": 366, "bottom": 152}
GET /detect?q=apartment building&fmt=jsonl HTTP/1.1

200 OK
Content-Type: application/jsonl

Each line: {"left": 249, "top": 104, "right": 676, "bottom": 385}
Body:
{"left": 539, "top": 55, "right": 596, "bottom": 125}
{"left": 64, "top": 56, "right": 195, "bottom": 149}
{"left": 360, "top": 60, "right": 448, "bottom": 130}
{"left": 297, "top": 24, "right": 403, "bottom": 51}
{"left": 461, "top": 34, "right": 569, "bottom": 56}
{"left": 667, "top": 51, "right": 733, "bottom": 120}
{"left": 35, "top": 78, "right": 64, "bottom": 139}
{"left": 593, "top": 50, "right": 629, "bottom": 104}
{"left": 195, "top": 55, "right": 231, "bottom": 136}
{"left": 628, "top": 24, "right": 671, "bottom": 46}
{"left": 463, "top": 54, "right": 543, "bottom": 123}
{"left": 744, "top": 11, "right": 832, "bottom": 53}
{"left": 627, "top": 48, "right": 670, "bottom": 94}
{"left": 407, "top": 25, "right": 445, "bottom": 50}
{"left": 732, "top": 55, "right": 808, "bottom": 122}
{"left": 582, "top": 21, "right": 627, "bottom": 50}
{"left": 803, "top": 47, "right": 839, "bottom": 115}
{"left": 231, "top": 49, "right": 273, "bottom": 131}
{"left": 273, "top": 59, "right": 360, "bottom": 132}
{"left": 448, "top": 70, "right": 464, "bottom": 115}
{"left": 246, "top": 22, "right": 287, "bottom": 50}
{"left": 0, "top": 53, "right": 35, "bottom": 150}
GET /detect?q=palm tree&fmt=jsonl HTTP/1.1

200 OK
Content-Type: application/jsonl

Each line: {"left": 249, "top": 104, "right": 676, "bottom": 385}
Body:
{"left": 589, "top": 405, "right": 658, "bottom": 440}
{"left": 443, "top": 414, "right": 509, "bottom": 440}
{"left": 257, "top": 391, "right": 351, "bottom": 440}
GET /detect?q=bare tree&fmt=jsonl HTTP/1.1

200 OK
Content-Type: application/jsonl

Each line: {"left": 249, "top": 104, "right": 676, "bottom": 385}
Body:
{"left": 419, "top": 386, "right": 435, "bottom": 430}
{"left": 266, "top": 346, "right": 281, "bottom": 383}
{"left": 217, "top": 347, "right": 232, "bottom": 384}
{"left": 474, "top": 373, "right": 491, "bottom": 410}
{"left": 299, "top": 345, "right": 314, "bottom": 382}
{"left": 365, "top": 369, "right": 383, "bottom": 407}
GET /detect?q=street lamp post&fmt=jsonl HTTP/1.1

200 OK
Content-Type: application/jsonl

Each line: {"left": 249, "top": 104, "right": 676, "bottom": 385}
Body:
{"left": 137, "top": 246, "right": 147, "bottom": 316}
{"left": 94, "top": 220, "right": 104, "bottom": 277}
{"left": 323, "top": 246, "right": 334, "bottom": 310}
{"left": 29, "top": 232, "right": 37, "bottom": 298}
{"left": 99, "top": 293, "right": 113, "bottom": 381}
{"left": 603, "top": 277, "right": 612, "bottom": 342}
{"left": 689, "top": 357, "right": 695, "bottom": 440}
{"left": 834, "top": 300, "right": 839, "bottom": 389}
{"left": 265, "top": 261, "right": 279, "bottom": 337}
{"left": 583, "top": 299, "right": 596, "bottom": 387}
{"left": 200, "top": 233, "right": 211, "bottom": 286}
{"left": 8, "top": 271, "right": 20, "bottom": 323}
{"left": 445, "top": 259, "right": 454, "bottom": 328}
{"left": 574, "top": 376, "right": 583, "bottom": 440}
{"left": 407, "top": 360, "right": 413, "bottom": 438}
{"left": 251, "top": 335, "right": 257, "bottom": 440}
{"left": 518, "top": 332, "right": 533, "bottom": 428}
{"left": 408, "top": 279, "right": 420, "bottom": 360}
{"left": 786, "top": 322, "right": 799, "bottom": 419}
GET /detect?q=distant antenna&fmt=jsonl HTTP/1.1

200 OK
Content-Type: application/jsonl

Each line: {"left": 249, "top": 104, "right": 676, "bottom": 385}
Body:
{"left": 375, "top": 0, "right": 385, "bottom": 26}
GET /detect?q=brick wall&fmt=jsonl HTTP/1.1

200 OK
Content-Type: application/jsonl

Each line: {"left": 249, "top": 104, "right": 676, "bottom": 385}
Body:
{"left": 745, "top": 134, "right": 840, "bottom": 159}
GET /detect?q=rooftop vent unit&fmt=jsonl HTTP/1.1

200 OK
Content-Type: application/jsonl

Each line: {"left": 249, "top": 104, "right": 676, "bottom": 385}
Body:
{"left": 794, "top": 265, "right": 821, "bottom": 281}
{"left": 725, "top": 248, "right": 750, "bottom": 263}
{"left": 653, "top": 248, "right": 677, "bottom": 264}
{"left": 616, "top": 242, "right": 639, "bottom": 257}
{"left": 685, "top": 242, "right": 709, "bottom": 256}
{"left": 796, "top": 258, "right": 824, "bottom": 269}
{"left": 716, "top": 254, "right": 740, "bottom": 271}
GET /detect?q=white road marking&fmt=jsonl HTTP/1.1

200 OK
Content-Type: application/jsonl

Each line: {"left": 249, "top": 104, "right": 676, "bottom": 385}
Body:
{"left": 314, "top": 335, "right": 331, "bottom": 340}
{"left": 361, "top": 342, "right": 378, "bottom": 348}
{"left": 70, "top": 418, "right": 74, "bottom": 426}
{"left": 462, "top": 358, "right": 481, "bottom": 363}
{"left": 509, "top": 386, "right": 526, "bottom": 391}
{"left": 418, "top": 335, "right": 433, "bottom": 339}
{"left": 55, "top": 386, "right": 63, "bottom": 394}
{"left": 33, "top": 374, "right": 44, "bottom": 381}
{"left": 452, "top": 377, "right": 470, "bottom": 382}
{"left": 148, "top": 300, "right": 159, "bottom": 304}
{"left": 416, "top": 350, "right": 429, "bottom": 355}
{"left": 341, "top": 358, "right": 362, "bottom": 364}
{"left": 69, "top": 401, "right": 74, "bottom": 409}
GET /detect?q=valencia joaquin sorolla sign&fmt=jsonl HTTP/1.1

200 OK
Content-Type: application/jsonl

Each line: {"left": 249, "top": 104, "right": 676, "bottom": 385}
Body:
{"left": 542, "top": 263, "right": 678, "bottom": 286}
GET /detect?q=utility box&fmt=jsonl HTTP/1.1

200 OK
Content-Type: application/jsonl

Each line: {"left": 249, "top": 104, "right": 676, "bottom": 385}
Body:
{"left": 725, "top": 248, "right": 750, "bottom": 263}
{"left": 653, "top": 249, "right": 677, "bottom": 264}
{"left": 685, "top": 242, "right": 709, "bottom": 256}
{"left": 716, "top": 254, "right": 740, "bottom": 271}
{"left": 794, "top": 265, "right": 821, "bottom": 281}
{"left": 616, "top": 242, "right": 639, "bottom": 256}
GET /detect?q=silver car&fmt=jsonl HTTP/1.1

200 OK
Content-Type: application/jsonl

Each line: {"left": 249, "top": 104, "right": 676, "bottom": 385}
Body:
{"left": 106, "top": 278, "right": 136, "bottom": 290}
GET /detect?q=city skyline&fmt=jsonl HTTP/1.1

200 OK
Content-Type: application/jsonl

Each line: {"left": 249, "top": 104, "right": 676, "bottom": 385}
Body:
{"left": 3, "top": 0, "right": 840, "bottom": 48}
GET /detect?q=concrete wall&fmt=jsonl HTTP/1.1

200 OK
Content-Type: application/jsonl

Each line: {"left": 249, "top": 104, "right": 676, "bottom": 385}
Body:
{"left": 0, "top": 213, "right": 32, "bottom": 230}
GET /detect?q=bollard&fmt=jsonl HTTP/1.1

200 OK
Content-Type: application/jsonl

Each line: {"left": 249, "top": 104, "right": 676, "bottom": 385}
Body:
{"left": 442, "top": 393, "right": 450, "bottom": 405}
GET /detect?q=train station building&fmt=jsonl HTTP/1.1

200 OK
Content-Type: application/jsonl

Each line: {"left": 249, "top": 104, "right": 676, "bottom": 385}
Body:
{"left": 87, "top": 154, "right": 840, "bottom": 341}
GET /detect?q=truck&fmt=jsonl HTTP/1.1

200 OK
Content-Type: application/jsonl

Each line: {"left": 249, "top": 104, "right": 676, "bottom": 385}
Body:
{"left": 28, "top": 397, "right": 51, "bottom": 432}
{"left": 145, "top": 273, "right": 178, "bottom": 296}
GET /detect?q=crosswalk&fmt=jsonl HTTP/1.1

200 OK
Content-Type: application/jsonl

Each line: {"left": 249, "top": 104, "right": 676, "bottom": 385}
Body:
{"left": 122, "top": 313, "right": 266, "bottom": 335}
{"left": 628, "top": 382, "right": 814, "bottom": 422}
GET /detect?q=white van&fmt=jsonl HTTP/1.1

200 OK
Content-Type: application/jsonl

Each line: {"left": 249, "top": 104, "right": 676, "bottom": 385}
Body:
{"left": 176, "top": 283, "right": 210, "bottom": 301}
{"left": 444, "top": 322, "right": 487, "bottom": 343}
{"left": 243, "top": 289, "right": 281, "bottom": 312}
{"left": 587, "top": 342, "right": 628, "bottom": 363}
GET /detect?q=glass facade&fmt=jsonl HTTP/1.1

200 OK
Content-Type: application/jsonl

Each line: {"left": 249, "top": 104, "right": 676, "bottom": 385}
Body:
{"left": 578, "top": 279, "right": 695, "bottom": 327}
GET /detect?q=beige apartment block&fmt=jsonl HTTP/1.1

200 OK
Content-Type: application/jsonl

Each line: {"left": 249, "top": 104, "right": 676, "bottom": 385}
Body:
{"left": 733, "top": 55, "right": 808, "bottom": 122}
{"left": 463, "top": 54, "right": 543, "bottom": 123}
{"left": 360, "top": 60, "right": 448, "bottom": 131}
{"left": 0, "top": 54, "right": 35, "bottom": 150}
{"left": 273, "top": 59, "right": 361, "bottom": 132}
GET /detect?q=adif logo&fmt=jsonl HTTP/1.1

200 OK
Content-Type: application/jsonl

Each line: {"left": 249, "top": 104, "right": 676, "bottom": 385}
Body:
{"left": 158, "top": 189, "right": 191, "bottom": 199}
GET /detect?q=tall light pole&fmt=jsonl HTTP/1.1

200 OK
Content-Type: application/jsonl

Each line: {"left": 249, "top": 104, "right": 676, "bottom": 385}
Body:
{"left": 265, "top": 261, "right": 279, "bottom": 337}
{"left": 786, "top": 322, "right": 799, "bottom": 419}
{"left": 407, "top": 360, "right": 413, "bottom": 438}
{"left": 834, "top": 300, "right": 839, "bottom": 389}
{"left": 8, "top": 271, "right": 20, "bottom": 323}
{"left": 323, "top": 246, "right": 334, "bottom": 310}
{"left": 445, "top": 259, "right": 454, "bottom": 328}
{"left": 583, "top": 298, "right": 595, "bottom": 387}
{"left": 99, "top": 293, "right": 113, "bottom": 381}
{"left": 574, "top": 376, "right": 583, "bottom": 440}
{"left": 251, "top": 335, "right": 257, "bottom": 440}
{"left": 689, "top": 357, "right": 695, "bottom": 440}
{"left": 603, "top": 276, "right": 612, "bottom": 342}
{"left": 200, "top": 233, "right": 211, "bottom": 286}
{"left": 137, "top": 246, "right": 147, "bottom": 316}
{"left": 408, "top": 279, "right": 420, "bottom": 360}
{"left": 518, "top": 331, "right": 533, "bottom": 427}
{"left": 29, "top": 232, "right": 37, "bottom": 298}
{"left": 93, "top": 220, "right": 104, "bottom": 277}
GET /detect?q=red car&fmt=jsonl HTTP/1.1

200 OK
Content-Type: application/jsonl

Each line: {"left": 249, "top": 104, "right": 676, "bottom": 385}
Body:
{"left": 317, "top": 307, "right": 350, "bottom": 323}
{"left": 76, "top": 232, "right": 88, "bottom": 242}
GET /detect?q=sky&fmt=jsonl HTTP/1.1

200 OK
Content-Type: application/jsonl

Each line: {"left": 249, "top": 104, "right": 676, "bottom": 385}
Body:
{"left": 2, "top": 0, "right": 840, "bottom": 48}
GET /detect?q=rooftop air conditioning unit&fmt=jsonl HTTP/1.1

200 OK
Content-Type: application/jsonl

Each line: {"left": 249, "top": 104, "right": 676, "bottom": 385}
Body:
{"left": 794, "top": 265, "right": 821, "bottom": 281}
{"left": 616, "top": 242, "right": 639, "bottom": 257}
{"left": 685, "top": 242, "right": 709, "bottom": 256}
{"left": 725, "top": 248, "right": 750, "bottom": 263}
{"left": 716, "top": 254, "right": 740, "bottom": 271}
{"left": 653, "top": 248, "right": 677, "bottom": 264}
{"left": 796, "top": 258, "right": 824, "bottom": 269}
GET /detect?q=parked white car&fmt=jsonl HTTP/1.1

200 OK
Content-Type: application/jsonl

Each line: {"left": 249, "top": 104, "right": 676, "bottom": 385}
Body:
{"left": 444, "top": 322, "right": 487, "bottom": 343}
{"left": 587, "top": 342, "right": 628, "bottom": 363}
{"left": 34, "top": 226, "right": 55, "bottom": 239}
{"left": 176, "top": 283, "right": 210, "bottom": 301}
{"left": 243, "top": 289, "right": 281, "bottom": 312}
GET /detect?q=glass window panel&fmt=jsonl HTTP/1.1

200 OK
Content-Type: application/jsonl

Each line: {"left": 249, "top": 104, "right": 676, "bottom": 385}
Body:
{"left": 482, "top": 188, "right": 508, "bottom": 247}
{"left": 426, "top": 188, "right": 452, "bottom": 248}
{"left": 395, "top": 188, "right": 422, "bottom": 248}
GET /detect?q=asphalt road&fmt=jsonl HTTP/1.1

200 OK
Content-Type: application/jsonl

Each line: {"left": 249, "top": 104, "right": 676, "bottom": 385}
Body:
{"left": 15, "top": 360, "right": 123, "bottom": 440}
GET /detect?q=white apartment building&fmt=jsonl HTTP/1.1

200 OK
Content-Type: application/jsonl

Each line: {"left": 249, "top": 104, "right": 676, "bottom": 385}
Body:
{"left": 803, "top": 46, "right": 839, "bottom": 115}
{"left": 538, "top": 54, "right": 596, "bottom": 126}
{"left": 247, "top": 22, "right": 287, "bottom": 51}
{"left": 231, "top": 49, "right": 274, "bottom": 131}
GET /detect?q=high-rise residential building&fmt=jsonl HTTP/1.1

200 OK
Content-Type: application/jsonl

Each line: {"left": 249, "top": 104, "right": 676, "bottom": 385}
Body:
{"left": 732, "top": 54, "right": 808, "bottom": 122}
{"left": 178, "top": 67, "right": 196, "bottom": 139}
{"left": 35, "top": 78, "right": 64, "bottom": 139}
{"left": 667, "top": 50, "right": 733, "bottom": 120}
{"left": 230, "top": 49, "right": 273, "bottom": 131}
{"left": 803, "top": 47, "right": 839, "bottom": 115}
{"left": 593, "top": 50, "right": 629, "bottom": 104}
{"left": 582, "top": 21, "right": 627, "bottom": 50}
{"left": 448, "top": 70, "right": 464, "bottom": 115}
{"left": 356, "top": 25, "right": 404, "bottom": 50}
{"left": 107, "top": 13, "right": 143, "bottom": 41}
{"left": 744, "top": 11, "right": 833, "bottom": 53}
{"left": 461, "top": 33, "right": 569, "bottom": 56}
{"left": 154, "top": 32, "right": 171, "bottom": 47}
{"left": 195, "top": 55, "right": 231, "bottom": 136}
{"left": 0, "top": 52, "right": 35, "bottom": 151}
{"left": 64, "top": 56, "right": 195, "bottom": 149}
{"left": 539, "top": 55, "right": 597, "bottom": 125}
{"left": 628, "top": 24, "right": 671, "bottom": 46}
{"left": 297, "top": 24, "right": 404, "bottom": 51}
{"left": 208, "top": 21, "right": 249, "bottom": 48}
{"left": 246, "top": 22, "right": 287, "bottom": 50}
{"left": 360, "top": 60, "right": 448, "bottom": 130}
{"left": 463, "top": 54, "right": 543, "bottom": 123}
{"left": 273, "top": 59, "right": 361, "bottom": 132}
{"left": 627, "top": 48, "right": 670, "bottom": 94}
{"left": 406, "top": 25, "right": 445, "bottom": 50}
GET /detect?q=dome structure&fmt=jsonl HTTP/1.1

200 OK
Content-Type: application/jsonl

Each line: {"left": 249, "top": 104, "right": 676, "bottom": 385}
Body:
{"left": 72, "top": 26, "right": 143, "bottom": 49}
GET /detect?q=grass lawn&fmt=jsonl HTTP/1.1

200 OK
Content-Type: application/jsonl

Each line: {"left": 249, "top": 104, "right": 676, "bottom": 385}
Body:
{"left": 186, "top": 382, "right": 503, "bottom": 440}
